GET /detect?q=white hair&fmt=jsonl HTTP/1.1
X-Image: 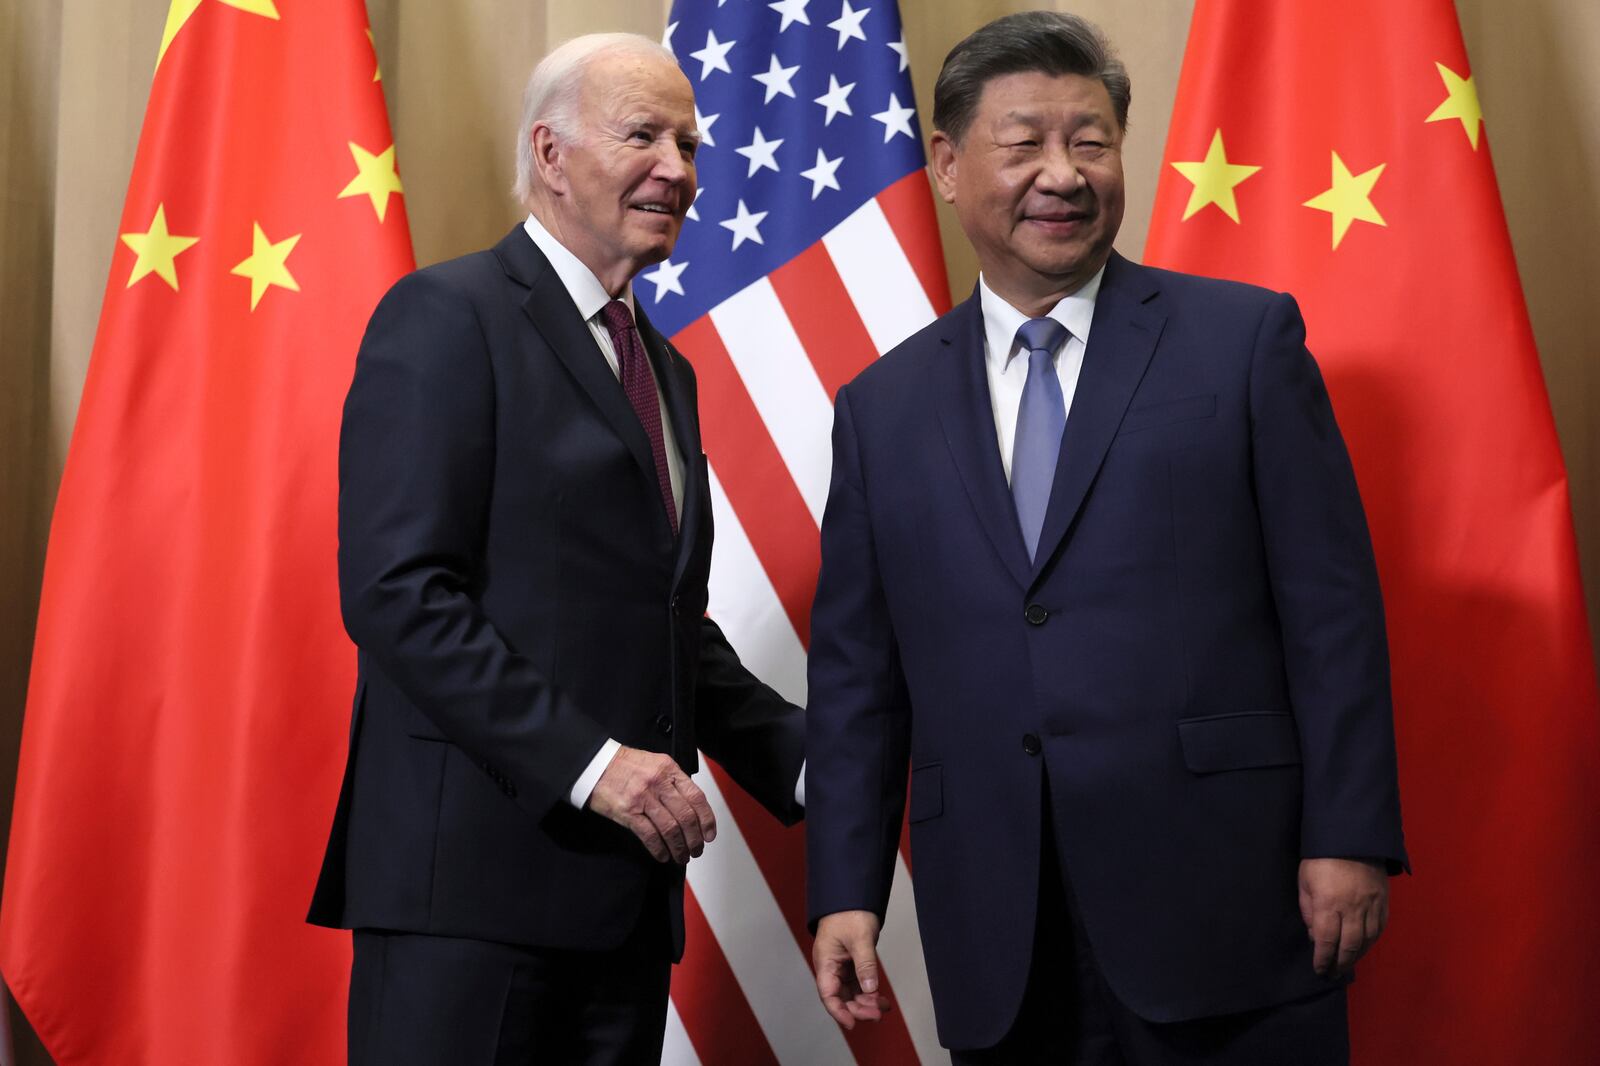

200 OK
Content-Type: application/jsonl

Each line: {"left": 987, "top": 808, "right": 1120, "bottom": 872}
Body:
{"left": 512, "top": 32, "right": 679, "bottom": 208}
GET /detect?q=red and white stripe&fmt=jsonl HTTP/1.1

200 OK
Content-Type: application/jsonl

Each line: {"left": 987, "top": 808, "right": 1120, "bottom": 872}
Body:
{"left": 668, "top": 170, "right": 952, "bottom": 1064}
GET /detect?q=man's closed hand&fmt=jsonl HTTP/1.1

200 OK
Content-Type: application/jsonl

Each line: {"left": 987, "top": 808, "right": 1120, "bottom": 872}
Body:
{"left": 812, "top": 910, "right": 893, "bottom": 1029}
{"left": 587, "top": 746, "right": 716, "bottom": 864}
{"left": 1298, "top": 857, "right": 1389, "bottom": 978}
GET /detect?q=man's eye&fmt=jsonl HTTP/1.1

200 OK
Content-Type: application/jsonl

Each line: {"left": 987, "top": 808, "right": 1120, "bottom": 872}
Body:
{"left": 630, "top": 131, "right": 654, "bottom": 144}
{"left": 1010, "top": 140, "right": 1039, "bottom": 149}
{"left": 679, "top": 141, "right": 698, "bottom": 159}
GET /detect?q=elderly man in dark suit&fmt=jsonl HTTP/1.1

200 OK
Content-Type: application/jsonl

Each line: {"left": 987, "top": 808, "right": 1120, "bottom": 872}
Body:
{"left": 308, "top": 32, "right": 804, "bottom": 1066}
{"left": 806, "top": 11, "right": 1406, "bottom": 1065}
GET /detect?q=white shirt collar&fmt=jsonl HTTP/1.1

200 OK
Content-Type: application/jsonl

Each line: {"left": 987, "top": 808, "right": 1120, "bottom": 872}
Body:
{"left": 978, "top": 266, "right": 1104, "bottom": 369}
{"left": 522, "top": 213, "right": 635, "bottom": 322}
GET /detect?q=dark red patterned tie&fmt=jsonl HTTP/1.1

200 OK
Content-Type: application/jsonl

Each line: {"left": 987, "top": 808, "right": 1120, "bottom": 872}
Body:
{"left": 600, "top": 300, "right": 678, "bottom": 534}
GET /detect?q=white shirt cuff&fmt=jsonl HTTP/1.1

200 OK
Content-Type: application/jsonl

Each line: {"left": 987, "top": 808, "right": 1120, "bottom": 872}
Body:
{"left": 569, "top": 738, "right": 622, "bottom": 807}
{"left": 795, "top": 759, "right": 806, "bottom": 807}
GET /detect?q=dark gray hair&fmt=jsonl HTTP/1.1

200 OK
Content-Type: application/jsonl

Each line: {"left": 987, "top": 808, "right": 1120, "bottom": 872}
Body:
{"left": 932, "top": 11, "right": 1131, "bottom": 143}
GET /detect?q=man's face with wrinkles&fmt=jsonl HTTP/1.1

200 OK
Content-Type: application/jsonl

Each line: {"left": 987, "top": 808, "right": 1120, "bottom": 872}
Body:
{"left": 549, "top": 51, "right": 699, "bottom": 288}
{"left": 932, "top": 70, "right": 1125, "bottom": 305}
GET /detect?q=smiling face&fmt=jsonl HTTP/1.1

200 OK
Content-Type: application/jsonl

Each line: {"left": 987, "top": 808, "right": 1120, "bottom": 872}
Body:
{"left": 930, "top": 70, "right": 1125, "bottom": 315}
{"left": 531, "top": 50, "right": 699, "bottom": 294}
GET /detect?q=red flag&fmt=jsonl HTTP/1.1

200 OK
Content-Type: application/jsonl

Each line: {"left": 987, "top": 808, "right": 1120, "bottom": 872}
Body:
{"left": 0, "top": 2, "right": 412, "bottom": 1062}
{"left": 1146, "top": 2, "right": 1600, "bottom": 1062}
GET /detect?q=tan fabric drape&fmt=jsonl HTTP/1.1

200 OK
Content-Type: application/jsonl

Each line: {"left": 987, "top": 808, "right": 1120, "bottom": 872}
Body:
{"left": 3, "top": 1, "right": 1598, "bottom": 1058}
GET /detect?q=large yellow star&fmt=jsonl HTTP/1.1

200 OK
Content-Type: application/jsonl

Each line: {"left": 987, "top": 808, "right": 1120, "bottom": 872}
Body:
{"left": 1169, "top": 129, "right": 1262, "bottom": 223}
{"left": 230, "top": 223, "right": 302, "bottom": 311}
{"left": 157, "top": 0, "right": 203, "bottom": 70}
{"left": 1303, "top": 152, "right": 1387, "bottom": 250}
{"left": 1425, "top": 62, "right": 1482, "bottom": 149}
{"left": 120, "top": 203, "right": 200, "bottom": 291}
{"left": 157, "top": 0, "right": 280, "bottom": 71}
{"left": 338, "top": 142, "right": 404, "bottom": 222}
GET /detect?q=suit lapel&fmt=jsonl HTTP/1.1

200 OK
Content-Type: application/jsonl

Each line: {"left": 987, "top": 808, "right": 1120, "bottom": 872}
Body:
{"left": 492, "top": 227, "right": 659, "bottom": 492}
{"left": 934, "top": 289, "right": 1032, "bottom": 589}
{"left": 1029, "top": 253, "right": 1167, "bottom": 582}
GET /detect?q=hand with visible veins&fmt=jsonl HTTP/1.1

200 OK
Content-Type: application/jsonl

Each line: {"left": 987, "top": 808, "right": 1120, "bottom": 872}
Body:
{"left": 587, "top": 746, "right": 716, "bottom": 864}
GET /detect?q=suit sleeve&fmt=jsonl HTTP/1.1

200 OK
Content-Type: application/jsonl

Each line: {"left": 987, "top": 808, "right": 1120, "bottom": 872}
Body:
{"left": 693, "top": 615, "right": 806, "bottom": 826}
{"left": 1248, "top": 292, "right": 1409, "bottom": 872}
{"left": 805, "top": 385, "right": 913, "bottom": 928}
{"left": 338, "top": 271, "right": 609, "bottom": 824}
{"left": 662, "top": 344, "right": 807, "bottom": 825}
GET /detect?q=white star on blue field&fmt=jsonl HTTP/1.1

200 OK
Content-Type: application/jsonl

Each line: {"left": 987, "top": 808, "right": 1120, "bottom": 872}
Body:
{"left": 646, "top": 0, "right": 927, "bottom": 325}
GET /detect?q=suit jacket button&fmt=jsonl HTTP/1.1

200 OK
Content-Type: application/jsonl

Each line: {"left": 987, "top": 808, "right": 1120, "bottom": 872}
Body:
{"left": 671, "top": 595, "right": 682, "bottom": 614}
{"left": 1022, "top": 733, "right": 1041, "bottom": 756}
{"left": 1025, "top": 604, "right": 1048, "bottom": 625}
{"left": 656, "top": 715, "right": 674, "bottom": 736}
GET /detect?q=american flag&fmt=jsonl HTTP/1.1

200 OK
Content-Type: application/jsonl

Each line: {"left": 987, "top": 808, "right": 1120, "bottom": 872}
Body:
{"left": 650, "top": 1, "right": 951, "bottom": 1063}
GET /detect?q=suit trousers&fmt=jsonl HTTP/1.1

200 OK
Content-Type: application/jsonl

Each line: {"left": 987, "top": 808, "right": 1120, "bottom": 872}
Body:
{"left": 952, "top": 793, "right": 1350, "bottom": 1066}
{"left": 348, "top": 912, "right": 671, "bottom": 1066}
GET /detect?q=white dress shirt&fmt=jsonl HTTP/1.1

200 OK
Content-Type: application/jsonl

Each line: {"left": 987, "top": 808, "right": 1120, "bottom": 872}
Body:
{"left": 978, "top": 267, "right": 1104, "bottom": 485}
{"left": 520, "top": 215, "right": 684, "bottom": 808}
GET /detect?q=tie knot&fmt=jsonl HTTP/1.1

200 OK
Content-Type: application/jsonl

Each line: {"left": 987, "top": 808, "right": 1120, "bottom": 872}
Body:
{"left": 1016, "top": 316, "right": 1068, "bottom": 358}
{"left": 599, "top": 299, "right": 634, "bottom": 340}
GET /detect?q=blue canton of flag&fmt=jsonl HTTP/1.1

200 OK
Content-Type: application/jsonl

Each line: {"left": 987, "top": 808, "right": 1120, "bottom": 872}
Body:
{"left": 647, "top": 0, "right": 927, "bottom": 333}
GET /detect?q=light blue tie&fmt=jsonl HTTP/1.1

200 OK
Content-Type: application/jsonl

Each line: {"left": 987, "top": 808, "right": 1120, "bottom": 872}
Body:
{"left": 1011, "top": 317, "right": 1069, "bottom": 561}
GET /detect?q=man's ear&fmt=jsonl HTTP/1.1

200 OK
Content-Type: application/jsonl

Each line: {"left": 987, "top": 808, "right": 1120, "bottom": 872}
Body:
{"left": 928, "top": 131, "right": 958, "bottom": 205}
{"left": 530, "top": 124, "right": 569, "bottom": 196}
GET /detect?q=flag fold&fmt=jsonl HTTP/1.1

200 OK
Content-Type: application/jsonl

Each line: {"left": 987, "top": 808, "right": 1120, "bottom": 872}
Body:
{"left": 1, "top": 2, "right": 413, "bottom": 1062}
{"left": 1146, "top": 3, "right": 1600, "bottom": 1062}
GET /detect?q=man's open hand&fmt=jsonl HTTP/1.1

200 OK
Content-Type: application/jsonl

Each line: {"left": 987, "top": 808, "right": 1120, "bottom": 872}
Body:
{"left": 587, "top": 746, "right": 716, "bottom": 864}
{"left": 1298, "top": 858, "right": 1389, "bottom": 978}
{"left": 813, "top": 910, "right": 893, "bottom": 1029}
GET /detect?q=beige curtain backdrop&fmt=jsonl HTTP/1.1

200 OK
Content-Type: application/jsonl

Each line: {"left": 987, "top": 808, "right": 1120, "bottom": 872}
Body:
{"left": 1, "top": 0, "right": 1597, "bottom": 1059}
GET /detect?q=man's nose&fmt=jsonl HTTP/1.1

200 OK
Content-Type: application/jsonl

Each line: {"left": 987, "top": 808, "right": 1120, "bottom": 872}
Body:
{"left": 652, "top": 139, "right": 692, "bottom": 185}
{"left": 1035, "top": 144, "right": 1086, "bottom": 194}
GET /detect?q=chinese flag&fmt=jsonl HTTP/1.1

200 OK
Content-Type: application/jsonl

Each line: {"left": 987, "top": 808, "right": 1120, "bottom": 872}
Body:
{"left": 0, "top": 1, "right": 412, "bottom": 1062}
{"left": 1145, "top": 2, "right": 1600, "bottom": 1063}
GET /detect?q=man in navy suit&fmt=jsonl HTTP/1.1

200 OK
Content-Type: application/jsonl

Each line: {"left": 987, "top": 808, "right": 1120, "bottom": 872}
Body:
{"left": 806, "top": 12, "right": 1406, "bottom": 1064}
{"left": 308, "top": 33, "right": 804, "bottom": 1065}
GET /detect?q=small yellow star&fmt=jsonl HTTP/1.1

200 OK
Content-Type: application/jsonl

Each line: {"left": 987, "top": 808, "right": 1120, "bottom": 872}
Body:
{"left": 157, "top": 0, "right": 279, "bottom": 72}
{"left": 338, "top": 142, "right": 404, "bottom": 222}
{"left": 120, "top": 203, "right": 200, "bottom": 291}
{"left": 230, "top": 223, "right": 302, "bottom": 311}
{"left": 367, "top": 28, "right": 382, "bottom": 82}
{"left": 1169, "top": 129, "right": 1262, "bottom": 223}
{"left": 1303, "top": 152, "right": 1387, "bottom": 250}
{"left": 1425, "top": 62, "right": 1482, "bottom": 150}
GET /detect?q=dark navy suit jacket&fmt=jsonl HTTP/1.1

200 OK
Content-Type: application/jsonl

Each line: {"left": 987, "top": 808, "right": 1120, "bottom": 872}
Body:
{"left": 806, "top": 252, "right": 1407, "bottom": 1048}
{"left": 309, "top": 226, "right": 804, "bottom": 960}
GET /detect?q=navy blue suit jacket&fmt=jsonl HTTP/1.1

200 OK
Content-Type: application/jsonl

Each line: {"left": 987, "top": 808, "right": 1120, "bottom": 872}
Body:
{"left": 806, "top": 252, "right": 1406, "bottom": 1047}
{"left": 309, "top": 226, "right": 804, "bottom": 960}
